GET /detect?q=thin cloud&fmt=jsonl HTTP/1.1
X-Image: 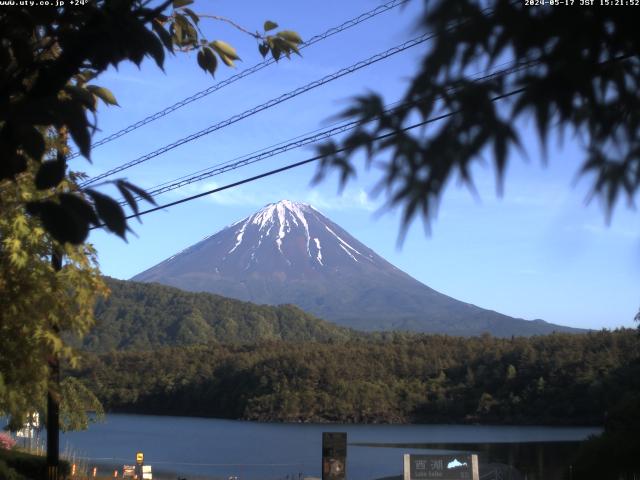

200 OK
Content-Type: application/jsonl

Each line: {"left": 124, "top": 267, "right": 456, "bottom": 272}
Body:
{"left": 169, "top": 181, "right": 376, "bottom": 212}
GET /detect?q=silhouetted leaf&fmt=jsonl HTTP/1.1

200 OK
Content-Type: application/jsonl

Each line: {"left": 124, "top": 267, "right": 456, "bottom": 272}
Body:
{"left": 172, "top": 0, "right": 193, "bottom": 7}
{"left": 137, "top": 24, "right": 165, "bottom": 68}
{"left": 86, "top": 189, "right": 128, "bottom": 239}
{"left": 0, "top": 153, "right": 28, "bottom": 180}
{"left": 183, "top": 8, "right": 199, "bottom": 24}
{"left": 13, "top": 125, "right": 45, "bottom": 161}
{"left": 35, "top": 154, "right": 66, "bottom": 190}
{"left": 59, "top": 192, "right": 99, "bottom": 227}
{"left": 26, "top": 200, "right": 89, "bottom": 245}
{"left": 58, "top": 101, "right": 91, "bottom": 159}
{"left": 152, "top": 18, "right": 173, "bottom": 50}
{"left": 119, "top": 180, "right": 157, "bottom": 206}
{"left": 118, "top": 182, "right": 140, "bottom": 217}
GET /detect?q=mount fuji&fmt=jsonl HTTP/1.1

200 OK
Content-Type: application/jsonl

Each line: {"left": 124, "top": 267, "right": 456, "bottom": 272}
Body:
{"left": 132, "top": 200, "right": 579, "bottom": 336}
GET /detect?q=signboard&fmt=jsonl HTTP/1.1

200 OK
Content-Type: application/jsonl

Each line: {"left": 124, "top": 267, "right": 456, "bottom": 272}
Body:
{"left": 403, "top": 454, "right": 479, "bottom": 480}
{"left": 122, "top": 466, "right": 135, "bottom": 478}
{"left": 136, "top": 452, "right": 144, "bottom": 465}
{"left": 322, "top": 432, "right": 347, "bottom": 480}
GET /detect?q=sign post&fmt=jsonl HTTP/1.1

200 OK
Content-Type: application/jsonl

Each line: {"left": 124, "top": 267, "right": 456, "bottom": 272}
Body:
{"left": 322, "top": 432, "right": 347, "bottom": 480}
{"left": 135, "top": 452, "right": 144, "bottom": 480}
{"left": 403, "top": 454, "right": 479, "bottom": 480}
{"left": 47, "top": 250, "right": 62, "bottom": 480}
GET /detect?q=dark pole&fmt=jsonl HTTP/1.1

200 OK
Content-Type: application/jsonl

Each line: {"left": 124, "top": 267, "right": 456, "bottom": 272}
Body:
{"left": 47, "top": 249, "right": 62, "bottom": 480}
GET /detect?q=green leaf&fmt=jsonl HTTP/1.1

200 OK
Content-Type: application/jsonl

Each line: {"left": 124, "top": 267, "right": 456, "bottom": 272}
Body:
{"left": 210, "top": 40, "right": 240, "bottom": 61}
{"left": 219, "top": 53, "right": 234, "bottom": 67}
{"left": 35, "top": 154, "right": 66, "bottom": 190}
{"left": 75, "top": 69, "right": 99, "bottom": 85}
{"left": 172, "top": 20, "right": 183, "bottom": 45}
{"left": 173, "top": 14, "right": 197, "bottom": 47}
{"left": 86, "top": 85, "right": 119, "bottom": 106}
{"left": 264, "top": 20, "right": 278, "bottom": 32}
{"left": 172, "top": 0, "right": 194, "bottom": 7}
{"left": 86, "top": 190, "right": 128, "bottom": 239}
{"left": 65, "top": 85, "right": 97, "bottom": 110}
{"left": 276, "top": 30, "right": 302, "bottom": 44}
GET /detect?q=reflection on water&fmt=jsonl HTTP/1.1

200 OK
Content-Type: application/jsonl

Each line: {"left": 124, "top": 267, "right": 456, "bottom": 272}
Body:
{"left": 54, "top": 414, "right": 599, "bottom": 480}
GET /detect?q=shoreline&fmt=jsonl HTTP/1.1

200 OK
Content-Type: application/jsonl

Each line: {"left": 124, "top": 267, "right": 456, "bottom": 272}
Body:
{"left": 100, "top": 410, "right": 605, "bottom": 429}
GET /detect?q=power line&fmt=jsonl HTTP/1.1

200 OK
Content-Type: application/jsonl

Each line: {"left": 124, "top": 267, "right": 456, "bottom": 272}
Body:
{"left": 67, "top": 0, "right": 409, "bottom": 159}
{"left": 121, "top": 58, "right": 539, "bottom": 204}
{"left": 103, "top": 86, "right": 526, "bottom": 227}
{"left": 80, "top": 30, "right": 439, "bottom": 187}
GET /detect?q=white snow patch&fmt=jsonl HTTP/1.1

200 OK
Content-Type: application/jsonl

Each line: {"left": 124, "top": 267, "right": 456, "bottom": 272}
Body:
{"left": 228, "top": 220, "right": 248, "bottom": 253}
{"left": 249, "top": 200, "right": 314, "bottom": 255}
{"left": 325, "top": 225, "right": 362, "bottom": 255}
{"left": 313, "top": 237, "right": 323, "bottom": 265}
{"left": 339, "top": 244, "right": 358, "bottom": 262}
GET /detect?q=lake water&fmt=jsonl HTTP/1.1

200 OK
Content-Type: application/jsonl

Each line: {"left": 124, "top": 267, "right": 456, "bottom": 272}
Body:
{"left": 54, "top": 414, "right": 601, "bottom": 480}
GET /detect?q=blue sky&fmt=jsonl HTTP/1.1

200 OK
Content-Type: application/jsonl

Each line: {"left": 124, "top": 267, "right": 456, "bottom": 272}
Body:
{"left": 77, "top": 0, "right": 639, "bottom": 330}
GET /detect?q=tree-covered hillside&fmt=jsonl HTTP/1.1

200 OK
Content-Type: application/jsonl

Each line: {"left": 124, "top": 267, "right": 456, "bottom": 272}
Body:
{"left": 74, "top": 329, "right": 640, "bottom": 425}
{"left": 85, "top": 278, "right": 354, "bottom": 351}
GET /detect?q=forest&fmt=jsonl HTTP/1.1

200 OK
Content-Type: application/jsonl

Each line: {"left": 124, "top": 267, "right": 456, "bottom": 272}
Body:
{"left": 72, "top": 329, "right": 640, "bottom": 426}
{"left": 83, "top": 278, "right": 355, "bottom": 350}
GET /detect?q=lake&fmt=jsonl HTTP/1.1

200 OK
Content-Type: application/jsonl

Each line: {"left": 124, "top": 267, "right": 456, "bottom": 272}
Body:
{"left": 53, "top": 414, "right": 601, "bottom": 480}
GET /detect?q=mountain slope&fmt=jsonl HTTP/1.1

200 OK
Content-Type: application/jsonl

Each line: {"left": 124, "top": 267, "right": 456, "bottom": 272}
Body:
{"left": 85, "top": 278, "right": 354, "bottom": 351}
{"left": 132, "top": 200, "right": 581, "bottom": 337}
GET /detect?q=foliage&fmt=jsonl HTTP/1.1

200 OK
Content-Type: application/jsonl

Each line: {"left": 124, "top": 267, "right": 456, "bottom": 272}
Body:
{"left": 0, "top": 459, "right": 24, "bottom": 480}
{"left": 573, "top": 360, "right": 640, "bottom": 480}
{"left": 72, "top": 329, "right": 640, "bottom": 425}
{"left": 0, "top": 163, "right": 108, "bottom": 426}
{"left": 0, "top": 433, "right": 15, "bottom": 452}
{"left": 0, "top": 0, "right": 300, "bottom": 432}
{"left": 0, "top": 449, "right": 69, "bottom": 480}
{"left": 59, "top": 377, "right": 105, "bottom": 432}
{"left": 314, "top": 0, "right": 640, "bottom": 236}
{"left": 0, "top": 0, "right": 302, "bottom": 244}
{"left": 84, "top": 278, "right": 355, "bottom": 351}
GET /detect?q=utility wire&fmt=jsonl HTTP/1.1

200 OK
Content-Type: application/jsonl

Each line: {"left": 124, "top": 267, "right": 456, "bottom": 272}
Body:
{"left": 121, "top": 58, "right": 539, "bottom": 204}
{"left": 81, "top": 30, "right": 438, "bottom": 187}
{"left": 67, "top": 0, "right": 409, "bottom": 159}
{"left": 100, "top": 85, "right": 526, "bottom": 227}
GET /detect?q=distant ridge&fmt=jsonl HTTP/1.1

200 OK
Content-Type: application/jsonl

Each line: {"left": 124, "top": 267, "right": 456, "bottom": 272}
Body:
{"left": 132, "top": 200, "right": 583, "bottom": 337}
{"left": 86, "top": 277, "right": 353, "bottom": 351}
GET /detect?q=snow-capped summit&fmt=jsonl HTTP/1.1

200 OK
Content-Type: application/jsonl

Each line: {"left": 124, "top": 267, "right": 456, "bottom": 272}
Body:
{"left": 224, "top": 199, "right": 375, "bottom": 268}
{"left": 136, "top": 199, "right": 382, "bottom": 284}
{"left": 132, "top": 200, "right": 580, "bottom": 336}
